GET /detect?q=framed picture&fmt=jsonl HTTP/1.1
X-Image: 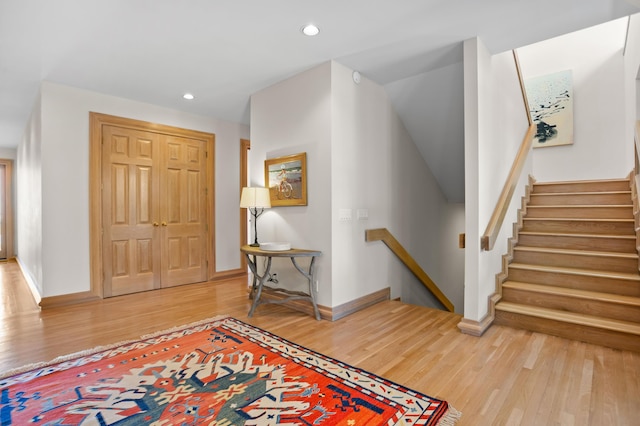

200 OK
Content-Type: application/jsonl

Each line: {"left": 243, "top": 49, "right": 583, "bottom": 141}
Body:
{"left": 524, "top": 70, "right": 574, "bottom": 148}
{"left": 264, "top": 152, "right": 307, "bottom": 206}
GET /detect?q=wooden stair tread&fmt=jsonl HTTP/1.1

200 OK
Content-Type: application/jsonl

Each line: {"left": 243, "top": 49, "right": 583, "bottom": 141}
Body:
{"left": 531, "top": 191, "right": 631, "bottom": 196}
{"left": 508, "top": 263, "right": 640, "bottom": 281}
{"left": 495, "top": 302, "right": 640, "bottom": 335}
{"left": 513, "top": 246, "right": 638, "bottom": 259}
{"left": 523, "top": 217, "right": 634, "bottom": 222}
{"left": 534, "top": 178, "right": 629, "bottom": 185}
{"left": 528, "top": 204, "right": 632, "bottom": 208}
{"left": 497, "top": 176, "right": 639, "bottom": 351}
{"left": 518, "top": 231, "right": 636, "bottom": 240}
{"left": 502, "top": 281, "right": 640, "bottom": 306}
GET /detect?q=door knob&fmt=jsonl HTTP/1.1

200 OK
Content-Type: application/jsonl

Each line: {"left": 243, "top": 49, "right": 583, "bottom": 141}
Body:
{"left": 161, "top": 222, "right": 167, "bottom": 226}
{"left": 153, "top": 222, "right": 159, "bottom": 227}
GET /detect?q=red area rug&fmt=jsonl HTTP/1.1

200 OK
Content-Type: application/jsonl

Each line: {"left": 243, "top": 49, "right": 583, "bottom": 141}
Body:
{"left": 0, "top": 316, "right": 460, "bottom": 425}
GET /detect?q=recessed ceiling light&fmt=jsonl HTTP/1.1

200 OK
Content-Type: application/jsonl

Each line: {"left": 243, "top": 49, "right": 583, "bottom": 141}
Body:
{"left": 183, "top": 93, "right": 195, "bottom": 100}
{"left": 301, "top": 24, "right": 320, "bottom": 36}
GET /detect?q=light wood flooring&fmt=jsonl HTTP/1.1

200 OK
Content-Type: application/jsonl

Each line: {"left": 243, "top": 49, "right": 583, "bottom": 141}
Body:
{"left": 1, "top": 260, "right": 638, "bottom": 425}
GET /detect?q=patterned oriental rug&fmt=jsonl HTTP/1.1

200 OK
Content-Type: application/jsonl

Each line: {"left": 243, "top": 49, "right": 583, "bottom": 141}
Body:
{"left": 0, "top": 316, "right": 461, "bottom": 425}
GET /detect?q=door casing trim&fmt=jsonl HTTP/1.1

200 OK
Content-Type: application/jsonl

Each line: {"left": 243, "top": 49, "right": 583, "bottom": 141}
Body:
{"left": 0, "top": 159, "right": 14, "bottom": 260}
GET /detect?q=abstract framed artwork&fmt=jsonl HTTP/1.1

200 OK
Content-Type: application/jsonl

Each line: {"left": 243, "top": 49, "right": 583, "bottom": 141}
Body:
{"left": 264, "top": 152, "right": 307, "bottom": 206}
{"left": 524, "top": 69, "right": 574, "bottom": 148}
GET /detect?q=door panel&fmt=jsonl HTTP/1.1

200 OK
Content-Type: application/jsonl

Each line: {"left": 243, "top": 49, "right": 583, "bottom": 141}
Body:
{"left": 137, "top": 167, "right": 152, "bottom": 222}
{"left": 160, "top": 135, "right": 208, "bottom": 287}
{"left": 102, "top": 124, "right": 209, "bottom": 296}
{"left": 102, "top": 126, "right": 161, "bottom": 297}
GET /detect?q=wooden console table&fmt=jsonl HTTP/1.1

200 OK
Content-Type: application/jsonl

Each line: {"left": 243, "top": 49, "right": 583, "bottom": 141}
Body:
{"left": 241, "top": 245, "right": 322, "bottom": 320}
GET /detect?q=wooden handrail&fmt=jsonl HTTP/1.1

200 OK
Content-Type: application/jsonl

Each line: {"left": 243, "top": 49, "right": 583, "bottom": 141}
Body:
{"left": 365, "top": 228, "right": 454, "bottom": 312}
{"left": 481, "top": 125, "right": 535, "bottom": 251}
{"left": 514, "top": 50, "right": 533, "bottom": 127}
{"left": 480, "top": 50, "right": 535, "bottom": 251}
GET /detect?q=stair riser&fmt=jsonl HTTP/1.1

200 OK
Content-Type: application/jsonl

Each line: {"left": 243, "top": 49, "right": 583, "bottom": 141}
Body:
{"left": 507, "top": 268, "right": 640, "bottom": 296}
{"left": 501, "top": 287, "right": 640, "bottom": 323}
{"left": 526, "top": 206, "right": 633, "bottom": 219}
{"left": 533, "top": 181, "right": 630, "bottom": 194}
{"left": 522, "top": 219, "right": 635, "bottom": 235}
{"left": 494, "top": 310, "right": 640, "bottom": 352}
{"left": 513, "top": 250, "right": 638, "bottom": 273}
{"left": 529, "top": 193, "right": 632, "bottom": 206}
{"left": 517, "top": 234, "right": 637, "bottom": 253}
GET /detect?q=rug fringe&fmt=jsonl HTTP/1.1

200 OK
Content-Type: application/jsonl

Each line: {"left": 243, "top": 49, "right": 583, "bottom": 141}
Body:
{"left": 0, "top": 314, "right": 231, "bottom": 380}
{"left": 136, "top": 315, "right": 231, "bottom": 340}
{"left": 439, "top": 405, "right": 462, "bottom": 426}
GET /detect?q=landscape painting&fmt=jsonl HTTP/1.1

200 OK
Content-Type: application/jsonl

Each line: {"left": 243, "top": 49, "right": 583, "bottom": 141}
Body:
{"left": 524, "top": 70, "right": 574, "bottom": 148}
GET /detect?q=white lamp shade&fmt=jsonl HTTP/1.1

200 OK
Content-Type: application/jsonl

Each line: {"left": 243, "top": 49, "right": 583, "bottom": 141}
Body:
{"left": 240, "top": 187, "right": 271, "bottom": 208}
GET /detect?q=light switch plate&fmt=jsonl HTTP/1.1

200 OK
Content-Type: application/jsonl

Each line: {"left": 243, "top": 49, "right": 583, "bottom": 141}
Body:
{"left": 339, "top": 209, "right": 352, "bottom": 221}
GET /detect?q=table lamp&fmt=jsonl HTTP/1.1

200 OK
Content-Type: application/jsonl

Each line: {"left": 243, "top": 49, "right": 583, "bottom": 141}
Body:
{"left": 240, "top": 187, "right": 271, "bottom": 247}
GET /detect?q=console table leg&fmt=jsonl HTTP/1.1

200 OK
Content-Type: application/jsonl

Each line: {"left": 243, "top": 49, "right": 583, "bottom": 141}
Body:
{"left": 247, "top": 254, "right": 258, "bottom": 300}
{"left": 308, "top": 257, "right": 321, "bottom": 320}
{"left": 291, "top": 256, "right": 321, "bottom": 320}
{"left": 248, "top": 256, "right": 271, "bottom": 317}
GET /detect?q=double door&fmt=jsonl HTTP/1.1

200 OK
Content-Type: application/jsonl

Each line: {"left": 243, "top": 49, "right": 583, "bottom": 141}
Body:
{"left": 102, "top": 125, "right": 208, "bottom": 297}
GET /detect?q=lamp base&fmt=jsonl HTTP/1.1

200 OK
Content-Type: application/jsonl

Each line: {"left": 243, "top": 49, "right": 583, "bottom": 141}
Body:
{"left": 250, "top": 242, "right": 260, "bottom": 247}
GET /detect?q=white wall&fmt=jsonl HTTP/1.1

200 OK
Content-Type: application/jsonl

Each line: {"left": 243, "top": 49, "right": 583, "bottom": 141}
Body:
{"left": 384, "top": 62, "right": 466, "bottom": 203}
{"left": 637, "top": 82, "right": 640, "bottom": 120}
{"left": 400, "top": 202, "right": 465, "bottom": 313}
{"left": 331, "top": 61, "right": 455, "bottom": 308}
{"left": 0, "top": 148, "right": 16, "bottom": 160}
{"left": 625, "top": 14, "right": 640, "bottom": 128}
{"left": 16, "top": 97, "right": 43, "bottom": 296}
{"left": 250, "top": 62, "right": 334, "bottom": 305}
{"left": 18, "top": 81, "right": 248, "bottom": 298}
{"left": 250, "top": 61, "right": 462, "bottom": 311}
{"left": 463, "top": 38, "right": 482, "bottom": 321}
{"left": 519, "top": 18, "right": 632, "bottom": 182}
{"left": 464, "top": 39, "right": 532, "bottom": 322}
{"left": 440, "top": 202, "right": 465, "bottom": 313}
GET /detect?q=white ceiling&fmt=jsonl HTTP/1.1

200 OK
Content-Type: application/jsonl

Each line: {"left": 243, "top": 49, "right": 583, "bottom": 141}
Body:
{"left": 1, "top": 0, "right": 638, "bottom": 202}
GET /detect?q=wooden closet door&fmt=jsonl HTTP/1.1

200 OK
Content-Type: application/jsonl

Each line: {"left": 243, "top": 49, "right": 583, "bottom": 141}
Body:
{"left": 160, "top": 135, "right": 208, "bottom": 287}
{"left": 102, "top": 126, "right": 161, "bottom": 297}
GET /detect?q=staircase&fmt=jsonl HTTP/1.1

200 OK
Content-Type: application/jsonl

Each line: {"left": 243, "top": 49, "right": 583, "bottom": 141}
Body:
{"left": 494, "top": 178, "right": 640, "bottom": 352}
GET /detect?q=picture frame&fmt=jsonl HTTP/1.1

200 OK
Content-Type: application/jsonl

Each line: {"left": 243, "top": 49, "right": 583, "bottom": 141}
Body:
{"left": 264, "top": 152, "right": 307, "bottom": 206}
{"left": 524, "top": 70, "right": 574, "bottom": 148}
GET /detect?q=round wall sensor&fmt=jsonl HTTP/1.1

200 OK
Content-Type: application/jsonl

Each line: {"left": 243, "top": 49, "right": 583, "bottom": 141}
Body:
{"left": 352, "top": 71, "right": 361, "bottom": 84}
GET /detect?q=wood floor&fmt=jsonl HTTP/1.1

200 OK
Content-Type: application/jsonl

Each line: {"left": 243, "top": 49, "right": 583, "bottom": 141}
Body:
{"left": 1, "top": 260, "right": 638, "bottom": 425}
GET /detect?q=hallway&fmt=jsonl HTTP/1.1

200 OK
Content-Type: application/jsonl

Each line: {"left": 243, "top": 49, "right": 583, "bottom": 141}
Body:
{"left": 1, "top": 260, "right": 639, "bottom": 425}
